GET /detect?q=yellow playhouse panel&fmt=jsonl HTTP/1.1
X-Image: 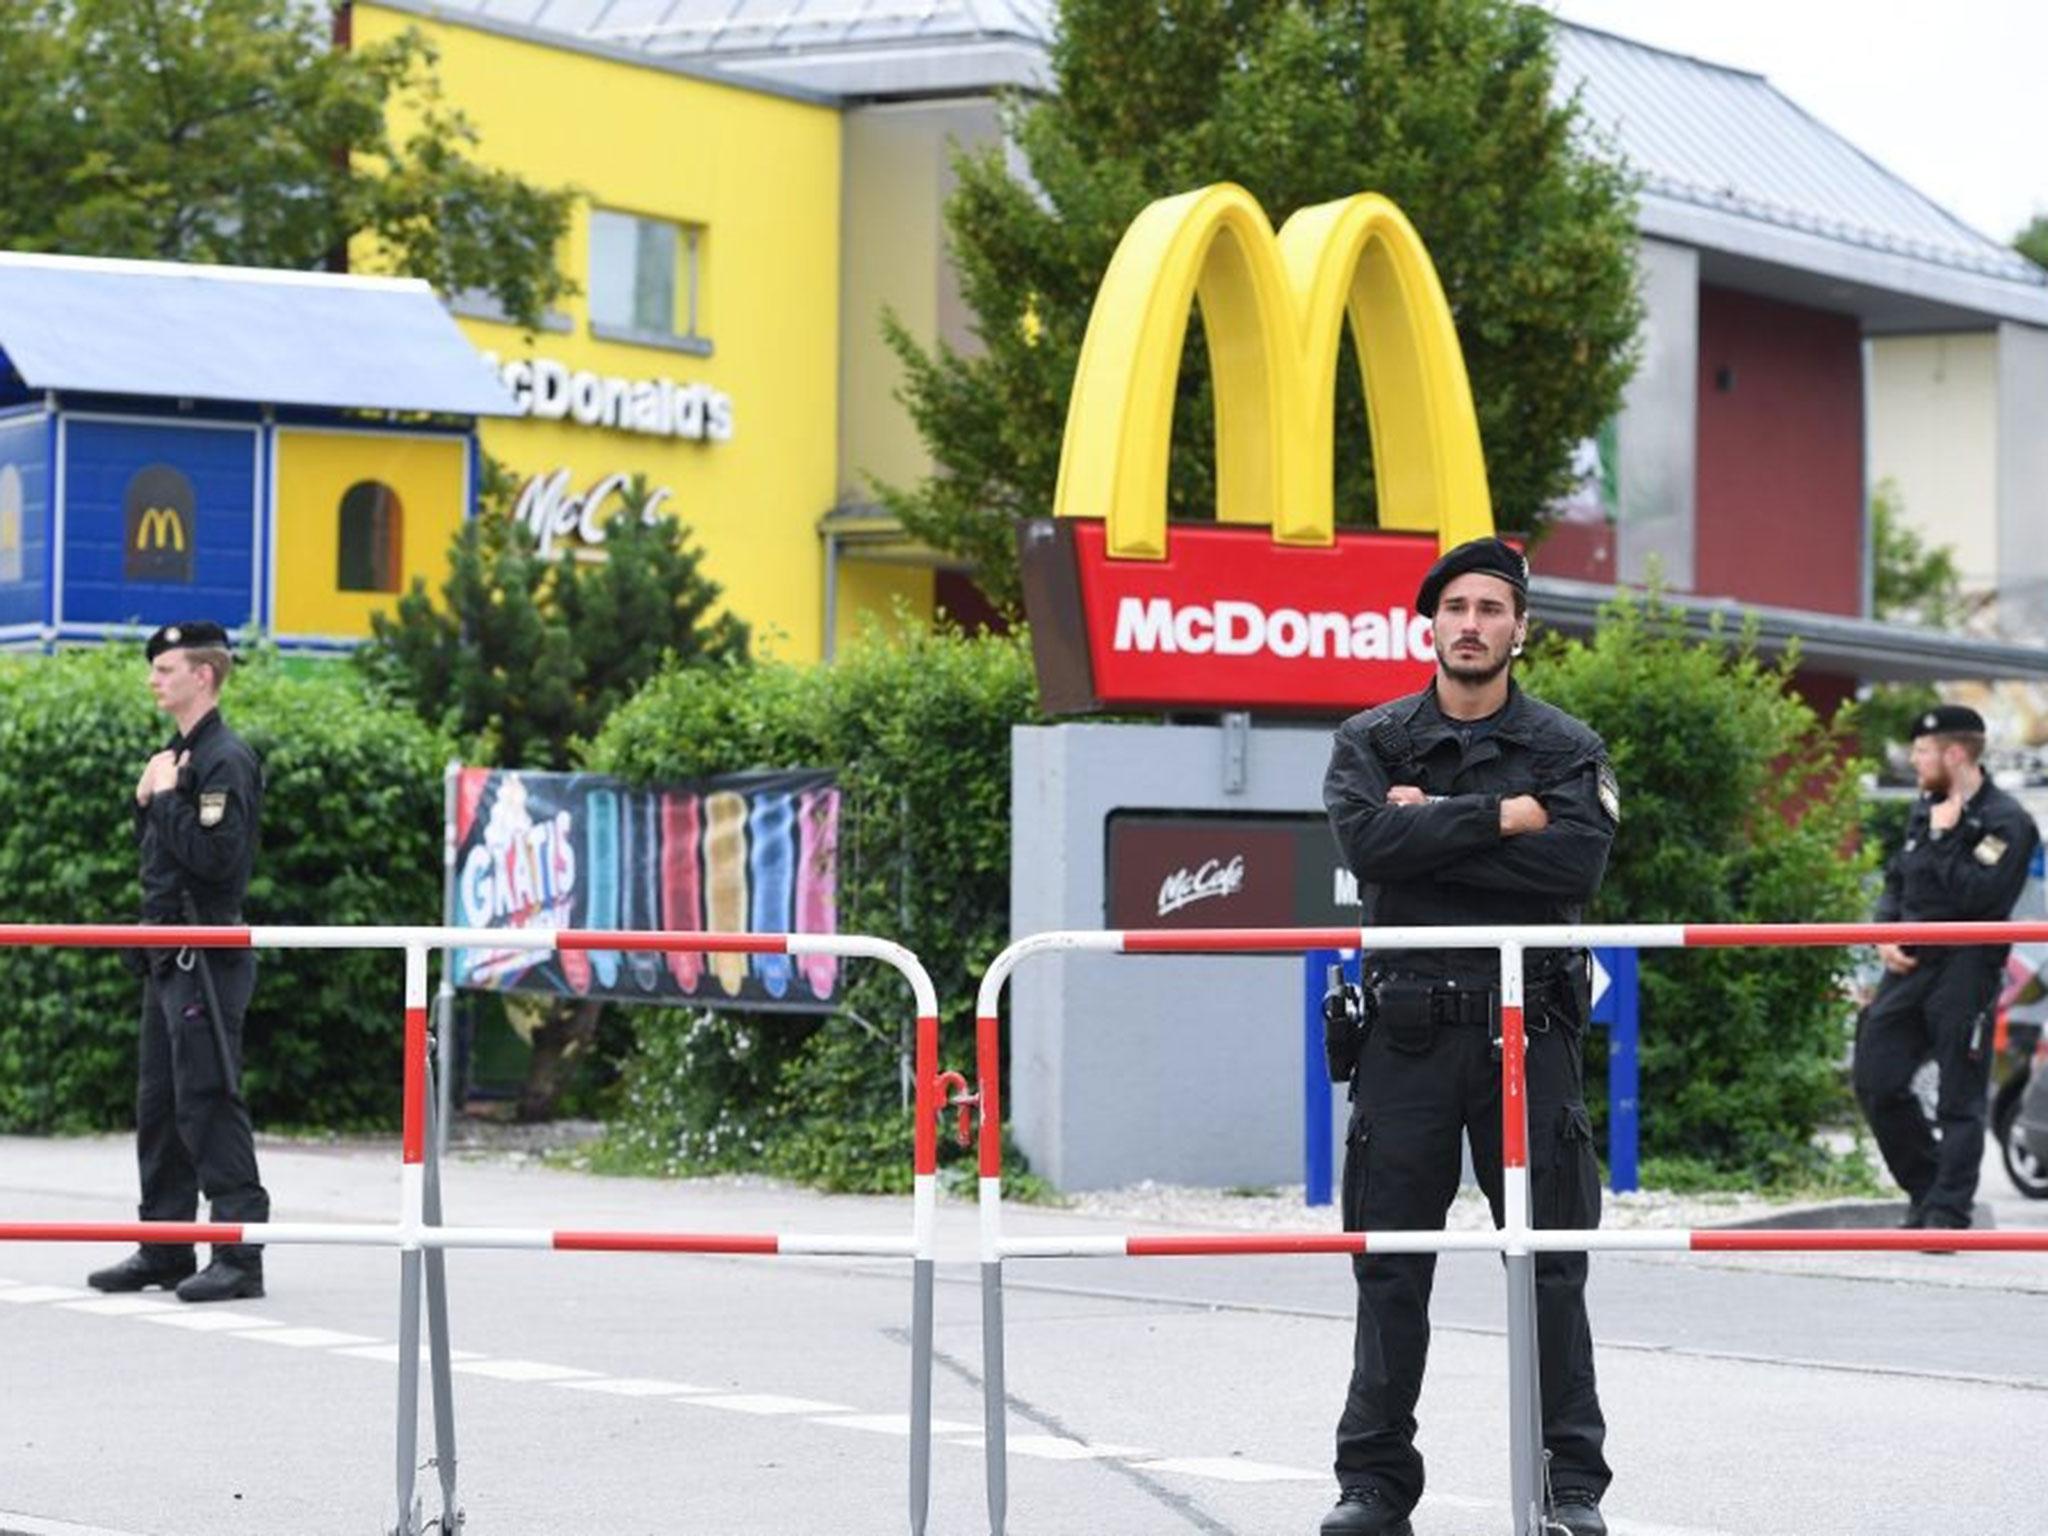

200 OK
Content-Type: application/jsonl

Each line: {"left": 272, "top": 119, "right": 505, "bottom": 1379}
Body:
{"left": 272, "top": 428, "right": 468, "bottom": 640}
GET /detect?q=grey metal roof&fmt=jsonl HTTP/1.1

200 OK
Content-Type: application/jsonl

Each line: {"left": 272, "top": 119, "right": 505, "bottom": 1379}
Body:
{"left": 1553, "top": 25, "right": 2044, "bottom": 292}
{"left": 407, "top": 0, "right": 2047, "bottom": 319}
{"left": 0, "top": 252, "right": 514, "bottom": 416}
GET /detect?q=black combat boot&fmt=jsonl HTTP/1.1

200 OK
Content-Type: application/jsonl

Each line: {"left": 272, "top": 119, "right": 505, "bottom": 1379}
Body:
{"left": 87, "top": 1245, "right": 196, "bottom": 1292}
{"left": 1319, "top": 1485, "right": 1413, "bottom": 1535}
{"left": 175, "top": 1246, "right": 264, "bottom": 1303}
{"left": 1548, "top": 1487, "right": 1608, "bottom": 1536}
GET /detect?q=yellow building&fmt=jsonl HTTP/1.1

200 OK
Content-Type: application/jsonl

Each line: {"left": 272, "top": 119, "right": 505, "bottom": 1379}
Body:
{"left": 352, "top": 1, "right": 915, "bottom": 661}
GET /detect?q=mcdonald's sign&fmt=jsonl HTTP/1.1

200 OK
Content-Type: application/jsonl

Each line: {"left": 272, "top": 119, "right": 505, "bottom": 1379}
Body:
{"left": 1020, "top": 184, "right": 1498, "bottom": 715}
{"left": 123, "top": 462, "right": 197, "bottom": 585}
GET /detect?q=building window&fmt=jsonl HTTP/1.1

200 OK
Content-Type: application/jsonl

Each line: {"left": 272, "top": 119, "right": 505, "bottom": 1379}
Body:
{"left": 588, "top": 208, "right": 712, "bottom": 357}
{"left": 338, "top": 480, "right": 403, "bottom": 593}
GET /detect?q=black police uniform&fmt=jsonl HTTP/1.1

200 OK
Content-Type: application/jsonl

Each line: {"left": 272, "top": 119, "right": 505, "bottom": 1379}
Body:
{"left": 1323, "top": 680, "right": 1616, "bottom": 1517}
{"left": 106, "top": 628, "right": 272, "bottom": 1296}
{"left": 1854, "top": 770, "right": 2037, "bottom": 1227}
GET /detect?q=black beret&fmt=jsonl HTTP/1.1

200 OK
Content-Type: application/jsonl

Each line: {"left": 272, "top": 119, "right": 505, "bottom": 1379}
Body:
{"left": 145, "top": 621, "right": 232, "bottom": 661}
{"left": 1910, "top": 704, "right": 1986, "bottom": 739}
{"left": 1415, "top": 536, "right": 1528, "bottom": 618}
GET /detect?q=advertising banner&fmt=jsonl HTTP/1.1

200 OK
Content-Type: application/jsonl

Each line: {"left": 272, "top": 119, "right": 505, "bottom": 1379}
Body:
{"left": 449, "top": 766, "right": 841, "bottom": 1012}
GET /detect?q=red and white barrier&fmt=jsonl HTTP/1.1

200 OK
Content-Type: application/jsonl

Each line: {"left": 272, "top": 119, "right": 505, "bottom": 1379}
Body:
{"left": 965, "top": 921, "right": 2048, "bottom": 1536}
{"left": 0, "top": 923, "right": 944, "bottom": 1536}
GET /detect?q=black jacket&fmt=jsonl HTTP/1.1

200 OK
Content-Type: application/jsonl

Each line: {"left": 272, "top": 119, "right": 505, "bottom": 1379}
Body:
{"left": 136, "top": 708, "right": 263, "bottom": 925}
{"left": 1324, "top": 681, "right": 1616, "bottom": 981}
{"left": 1874, "top": 775, "right": 2038, "bottom": 964}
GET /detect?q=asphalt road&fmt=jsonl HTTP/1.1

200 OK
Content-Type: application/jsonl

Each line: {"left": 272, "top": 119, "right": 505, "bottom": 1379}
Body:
{"left": 1, "top": 1135, "right": 2043, "bottom": 1536}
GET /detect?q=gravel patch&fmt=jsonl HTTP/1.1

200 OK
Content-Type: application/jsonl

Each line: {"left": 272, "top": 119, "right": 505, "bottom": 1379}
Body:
{"left": 1067, "top": 1180, "right": 1798, "bottom": 1232}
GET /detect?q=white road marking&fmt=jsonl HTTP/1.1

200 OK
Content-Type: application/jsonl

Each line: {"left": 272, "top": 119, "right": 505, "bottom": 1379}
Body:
{"left": 1132, "top": 1456, "right": 1323, "bottom": 1482}
{"left": 0, "top": 1509, "right": 158, "bottom": 1536}
{"left": 235, "top": 1326, "right": 377, "bottom": 1348}
{"left": 331, "top": 1343, "right": 484, "bottom": 1364}
{"left": 553, "top": 1376, "right": 712, "bottom": 1397}
{"left": 811, "top": 1413, "right": 981, "bottom": 1436}
{"left": 682, "top": 1393, "right": 854, "bottom": 1415}
{"left": 57, "top": 1296, "right": 177, "bottom": 1316}
{"left": 139, "top": 1309, "right": 280, "bottom": 1332}
{"left": 11, "top": 1274, "right": 1402, "bottom": 1496}
{"left": 451, "top": 1358, "right": 600, "bottom": 1382}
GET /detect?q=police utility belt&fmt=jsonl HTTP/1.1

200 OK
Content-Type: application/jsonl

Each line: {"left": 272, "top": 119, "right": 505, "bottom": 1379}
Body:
{"left": 1322, "top": 958, "right": 1585, "bottom": 1081}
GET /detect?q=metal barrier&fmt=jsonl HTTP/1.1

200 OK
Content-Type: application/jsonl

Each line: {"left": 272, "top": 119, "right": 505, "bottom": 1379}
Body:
{"left": 967, "top": 921, "right": 2048, "bottom": 1536}
{"left": 0, "top": 923, "right": 943, "bottom": 1536}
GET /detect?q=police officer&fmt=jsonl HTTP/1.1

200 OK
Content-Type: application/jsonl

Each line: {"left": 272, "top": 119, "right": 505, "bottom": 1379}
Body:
{"left": 87, "top": 622, "right": 271, "bottom": 1303}
{"left": 1319, "top": 538, "right": 1615, "bottom": 1536}
{"left": 1855, "top": 705, "right": 2038, "bottom": 1233}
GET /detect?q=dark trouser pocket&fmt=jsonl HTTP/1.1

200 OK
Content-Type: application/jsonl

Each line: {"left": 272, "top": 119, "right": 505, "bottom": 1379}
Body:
{"left": 1340, "top": 1118, "right": 1373, "bottom": 1234}
{"left": 1541, "top": 1104, "right": 1600, "bottom": 1230}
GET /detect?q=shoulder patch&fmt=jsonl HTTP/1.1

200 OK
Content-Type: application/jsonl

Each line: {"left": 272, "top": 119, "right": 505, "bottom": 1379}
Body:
{"left": 1596, "top": 764, "right": 1621, "bottom": 825}
{"left": 1974, "top": 834, "right": 2008, "bottom": 867}
{"left": 198, "top": 792, "right": 228, "bottom": 828}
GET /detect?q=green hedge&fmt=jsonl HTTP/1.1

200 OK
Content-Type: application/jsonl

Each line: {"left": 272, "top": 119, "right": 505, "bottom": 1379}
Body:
{"left": 1522, "top": 598, "right": 1875, "bottom": 1181}
{"left": 583, "top": 625, "right": 1040, "bottom": 1190}
{"left": 0, "top": 647, "right": 450, "bottom": 1131}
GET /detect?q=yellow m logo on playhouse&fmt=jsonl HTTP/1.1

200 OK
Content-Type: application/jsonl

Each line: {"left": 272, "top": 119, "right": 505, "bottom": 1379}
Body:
{"left": 1022, "top": 183, "right": 1502, "bottom": 714}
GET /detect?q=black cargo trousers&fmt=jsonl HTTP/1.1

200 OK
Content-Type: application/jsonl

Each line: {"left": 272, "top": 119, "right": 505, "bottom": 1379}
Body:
{"left": 1335, "top": 980, "right": 1609, "bottom": 1512}
{"left": 136, "top": 950, "right": 270, "bottom": 1258}
{"left": 1852, "top": 947, "right": 2003, "bottom": 1225}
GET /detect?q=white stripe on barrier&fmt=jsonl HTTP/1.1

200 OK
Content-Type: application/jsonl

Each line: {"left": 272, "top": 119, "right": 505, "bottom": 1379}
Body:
{"left": 778, "top": 1234, "right": 920, "bottom": 1257}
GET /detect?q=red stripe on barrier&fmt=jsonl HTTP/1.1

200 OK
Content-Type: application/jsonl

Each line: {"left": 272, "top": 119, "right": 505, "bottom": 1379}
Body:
{"left": 402, "top": 1005, "right": 427, "bottom": 1166}
{"left": 1501, "top": 1003, "right": 1527, "bottom": 1170}
{"left": 914, "top": 1014, "right": 939, "bottom": 1177}
{"left": 1692, "top": 1229, "right": 2048, "bottom": 1252}
{"left": 0, "top": 1222, "right": 244, "bottom": 1244}
{"left": 552, "top": 1231, "right": 780, "bottom": 1254}
{"left": 0, "top": 925, "right": 253, "bottom": 949}
{"left": 1684, "top": 922, "right": 2048, "bottom": 948}
{"left": 1122, "top": 927, "right": 1362, "bottom": 954}
{"left": 1126, "top": 1233, "right": 1368, "bottom": 1256}
{"left": 554, "top": 930, "right": 789, "bottom": 954}
{"left": 977, "top": 1015, "right": 1003, "bottom": 1180}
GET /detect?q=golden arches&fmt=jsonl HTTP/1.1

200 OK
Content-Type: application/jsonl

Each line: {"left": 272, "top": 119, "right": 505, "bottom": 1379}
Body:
{"left": 1052, "top": 183, "right": 1495, "bottom": 559}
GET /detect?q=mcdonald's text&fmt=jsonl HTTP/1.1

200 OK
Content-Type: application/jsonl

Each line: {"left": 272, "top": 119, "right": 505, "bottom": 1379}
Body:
{"left": 1020, "top": 518, "right": 1443, "bottom": 714}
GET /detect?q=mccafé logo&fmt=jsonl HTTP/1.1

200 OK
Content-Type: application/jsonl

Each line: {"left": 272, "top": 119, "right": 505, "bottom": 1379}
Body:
{"left": 1019, "top": 183, "right": 1496, "bottom": 715}
{"left": 512, "top": 467, "right": 674, "bottom": 559}
{"left": 1157, "top": 854, "right": 1246, "bottom": 918}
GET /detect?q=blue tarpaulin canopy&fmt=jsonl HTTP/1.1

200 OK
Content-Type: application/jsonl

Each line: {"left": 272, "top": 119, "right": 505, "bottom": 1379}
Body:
{"left": 0, "top": 253, "right": 514, "bottom": 416}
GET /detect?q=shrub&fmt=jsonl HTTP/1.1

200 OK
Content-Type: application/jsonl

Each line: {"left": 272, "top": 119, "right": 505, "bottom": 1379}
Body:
{"left": 0, "top": 646, "right": 450, "bottom": 1131}
{"left": 583, "top": 624, "right": 1040, "bottom": 1190}
{"left": 1521, "top": 596, "right": 1876, "bottom": 1181}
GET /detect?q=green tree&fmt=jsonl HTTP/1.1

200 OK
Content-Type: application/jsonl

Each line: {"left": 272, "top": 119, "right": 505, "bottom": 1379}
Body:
{"left": 358, "top": 474, "right": 750, "bottom": 772}
{"left": 0, "top": 0, "right": 574, "bottom": 326}
{"left": 2016, "top": 214, "right": 2048, "bottom": 271}
{"left": 881, "top": 0, "right": 1641, "bottom": 608}
{"left": 1524, "top": 599, "right": 1875, "bottom": 1182}
{"left": 358, "top": 475, "right": 749, "bottom": 1117}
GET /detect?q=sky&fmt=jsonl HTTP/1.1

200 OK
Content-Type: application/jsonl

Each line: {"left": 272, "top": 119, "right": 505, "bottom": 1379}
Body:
{"left": 1545, "top": 0, "right": 2048, "bottom": 246}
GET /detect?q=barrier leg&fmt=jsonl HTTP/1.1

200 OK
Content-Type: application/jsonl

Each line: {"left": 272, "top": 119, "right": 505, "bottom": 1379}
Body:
{"left": 909, "top": 1257, "right": 934, "bottom": 1536}
{"left": 394, "top": 1246, "right": 425, "bottom": 1536}
{"left": 1505, "top": 1255, "right": 1546, "bottom": 1534}
{"left": 423, "top": 1059, "right": 462, "bottom": 1532}
{"left": 1498, "top": 941, "right": 1548, "bottom": 1536}
{"left": 982, "top": 1260, "right": 1008, "bottom": 1536}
